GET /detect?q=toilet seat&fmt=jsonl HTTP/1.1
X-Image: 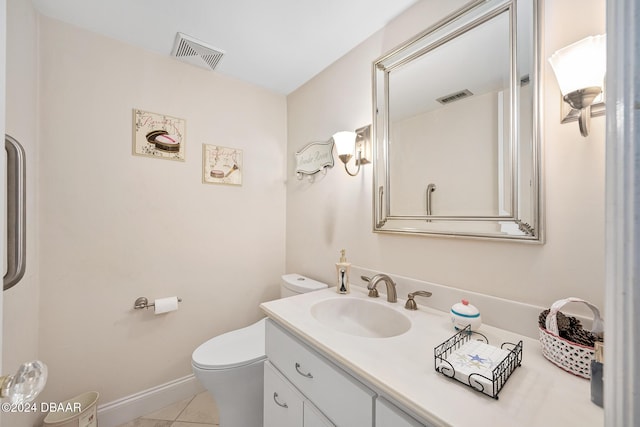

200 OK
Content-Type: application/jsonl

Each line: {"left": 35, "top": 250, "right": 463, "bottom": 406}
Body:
{"left": 192, "top": 318, "right": 266, "bottom": 370}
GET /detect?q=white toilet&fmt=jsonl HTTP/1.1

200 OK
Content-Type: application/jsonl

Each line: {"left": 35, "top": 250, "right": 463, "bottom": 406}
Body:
{"left": 191, "top": 274, "right": 328, "bottom": 427}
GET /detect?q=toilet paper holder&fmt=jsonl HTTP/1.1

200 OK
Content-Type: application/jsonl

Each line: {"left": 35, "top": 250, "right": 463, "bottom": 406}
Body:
{"left": 134, "top": 296, "right": 182, "bottom": 310}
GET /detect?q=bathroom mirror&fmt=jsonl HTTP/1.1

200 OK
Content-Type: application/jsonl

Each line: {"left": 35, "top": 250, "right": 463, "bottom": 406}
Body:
{"left": 372, "top": 0, "right": 542, "bottom": 242}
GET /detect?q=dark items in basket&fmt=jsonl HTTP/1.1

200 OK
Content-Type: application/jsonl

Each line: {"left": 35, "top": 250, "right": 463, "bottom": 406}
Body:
{"left": 538, "top": 309, "right": 603, "bottom": 347}
{"left": 434, "top": 325, "right": 523, "bottom": 399}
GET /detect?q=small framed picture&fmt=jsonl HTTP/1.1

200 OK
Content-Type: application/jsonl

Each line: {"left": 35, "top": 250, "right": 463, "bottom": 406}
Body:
{"left": 133, "top": 108, "right": 186, "bottom": 161}
{"left": 202, "top": 144, "right": 243, "bottom": 186}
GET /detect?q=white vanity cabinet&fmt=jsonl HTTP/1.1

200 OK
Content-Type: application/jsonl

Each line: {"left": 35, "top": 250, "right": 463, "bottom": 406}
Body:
{"left": 264, "top": 361, "right": 335, "bottom": 427}
{"left": 265, "top": 319, "right": 439, "bottom": 426}
{"left": 376, "top": 397, "right": 431, "bottom": 427}
{"left": 304, "top": 401, "right": 336, "bottom": 427}
{"left": 265, "top": 319, "right": 375, "bottom": 427}
{"left": 262, "top": 287, "right": 605, "bottom": 427}
{"left": 264, "top": 361, "right": 304, "bottom": 427}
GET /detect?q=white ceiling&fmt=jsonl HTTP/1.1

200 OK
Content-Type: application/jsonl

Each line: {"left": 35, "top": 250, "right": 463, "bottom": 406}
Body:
{"left": 31, "top": 0, "right": 419, "bottom": 94}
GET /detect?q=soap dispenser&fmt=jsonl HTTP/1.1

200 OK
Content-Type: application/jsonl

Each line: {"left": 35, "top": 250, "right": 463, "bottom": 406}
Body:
{"left": 590, "top": 341, "right": 604, "bottom": 407}
{"left": 336, "top": 249, "right": 351, "bottom": 294}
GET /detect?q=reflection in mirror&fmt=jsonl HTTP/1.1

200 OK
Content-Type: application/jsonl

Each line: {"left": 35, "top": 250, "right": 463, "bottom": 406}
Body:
{"left": 389, "top": 11, "right": 511, "bottom": 217}
{"left": 372, "top": 0, "right": 542, "bottom": 241}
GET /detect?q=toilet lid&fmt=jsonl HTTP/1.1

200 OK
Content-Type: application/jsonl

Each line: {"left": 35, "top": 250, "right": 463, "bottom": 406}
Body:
{"left": 282, "top": 273, "right": 328, "bottom": 294}
{"left": 192, "top": 318, "right": 266, "bottom": 370}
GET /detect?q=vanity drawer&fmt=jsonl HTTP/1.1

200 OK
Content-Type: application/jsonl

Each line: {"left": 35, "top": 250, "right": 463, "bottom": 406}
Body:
{"left": 264, "top": 361, "right": 304, "bottom": 427}
{"left": 266, "top": 319, "right": 375, "bottom": 427}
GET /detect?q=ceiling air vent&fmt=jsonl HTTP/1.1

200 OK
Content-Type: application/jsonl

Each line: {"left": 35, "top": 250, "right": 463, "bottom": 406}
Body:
{"left": 171, "top": 32, "right": 225, "bottom": 71}
{"left": 436, "top": 89, "right": 474, "bottom": 105}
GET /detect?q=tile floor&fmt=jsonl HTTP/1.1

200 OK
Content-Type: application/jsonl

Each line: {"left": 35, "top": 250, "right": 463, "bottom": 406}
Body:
{"left": 117, "top": 391, "right": 219, "bottom": 427}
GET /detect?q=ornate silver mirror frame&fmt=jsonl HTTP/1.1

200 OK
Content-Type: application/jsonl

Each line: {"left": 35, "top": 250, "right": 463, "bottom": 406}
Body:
{"left": 372, "top": 0, "right": 543, "bottom": 242}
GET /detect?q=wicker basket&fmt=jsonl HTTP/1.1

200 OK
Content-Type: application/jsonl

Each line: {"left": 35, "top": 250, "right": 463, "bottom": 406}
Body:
{"left": 538, "top": 297, "right": 604, "bottom": 379}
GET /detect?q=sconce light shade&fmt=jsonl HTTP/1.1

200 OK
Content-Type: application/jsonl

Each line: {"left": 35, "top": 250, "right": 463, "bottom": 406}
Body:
{"left": 332, "top": 131, "right": 357, "bottom": 157}
{"left": 332, "top": 127, "right": 370, "bottom": 177}
{"left": 548, "top": 34, "right": 606, "bottom": 137}
{"left": 549, "top": 35, "right": 606, "bottom": 96}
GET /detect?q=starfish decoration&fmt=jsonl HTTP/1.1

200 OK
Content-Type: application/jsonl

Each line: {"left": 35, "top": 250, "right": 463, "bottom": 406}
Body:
{"left": 468, "top": 354, "right": 488, "bottom": 364}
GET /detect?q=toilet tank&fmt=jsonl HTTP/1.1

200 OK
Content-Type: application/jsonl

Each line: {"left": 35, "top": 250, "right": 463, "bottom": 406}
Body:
{"left": 280, "top": 274, "right": 328, "bottom": 298}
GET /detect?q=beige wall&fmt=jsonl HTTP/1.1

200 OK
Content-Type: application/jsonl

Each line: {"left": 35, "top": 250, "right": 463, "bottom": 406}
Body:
{"left": 286, "top": 0, "right": 606, "bottom": 309}
{"left": 3, "top": 0, "right": 40, "bottom": 425}
{"left": 34, "top": 16, "right": 287, "bottom": 405}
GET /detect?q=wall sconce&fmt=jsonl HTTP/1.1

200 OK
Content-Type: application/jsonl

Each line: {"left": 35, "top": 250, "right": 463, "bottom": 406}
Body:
{"left": 332, "top": 125, "right": 371, "bottom": 176}
{"left": 548, "top": 34, "right": 606, "bottom": 137}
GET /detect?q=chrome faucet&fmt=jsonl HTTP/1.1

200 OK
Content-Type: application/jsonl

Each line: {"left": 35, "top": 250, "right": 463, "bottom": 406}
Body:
{"left": 362, "top": 274, "right": 397, "bottom": 303}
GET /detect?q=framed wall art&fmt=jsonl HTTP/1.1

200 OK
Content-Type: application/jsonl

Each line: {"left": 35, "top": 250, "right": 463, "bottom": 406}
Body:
{"left": 133, "top": 108, "right": 186, "bottom": 161}
{"left": 202, "top": 144, "right": 243, "bottom": 186}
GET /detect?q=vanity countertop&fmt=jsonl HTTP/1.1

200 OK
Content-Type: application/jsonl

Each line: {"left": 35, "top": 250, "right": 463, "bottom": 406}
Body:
{"left": 260, "top": 287, "right": 604, "bottom": 427}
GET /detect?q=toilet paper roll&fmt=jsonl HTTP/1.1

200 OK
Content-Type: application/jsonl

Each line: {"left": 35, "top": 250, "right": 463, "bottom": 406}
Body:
{"left": 154, "top": 297, "right": 179, "bottom": 314}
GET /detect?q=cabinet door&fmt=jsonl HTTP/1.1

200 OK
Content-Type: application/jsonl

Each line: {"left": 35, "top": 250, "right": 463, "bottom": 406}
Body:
{"left": 303, "top": 401, "right": 335, "bottom": 427}
{"left": 376, "top": 397, "right": 428, "bottom": 427}
{"left": 264, "top": 361, "right": 304, "bottom": 427}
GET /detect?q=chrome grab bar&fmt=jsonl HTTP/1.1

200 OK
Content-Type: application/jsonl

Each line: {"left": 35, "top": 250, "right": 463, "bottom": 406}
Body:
{"left": 4, "top": 135, "right": 26, "bottom": 291}
{"left": 426, "top": 183, "right": 436, "bottom": 216}
{"left": 376, "top": 186, "right": 387, "bottom": 228}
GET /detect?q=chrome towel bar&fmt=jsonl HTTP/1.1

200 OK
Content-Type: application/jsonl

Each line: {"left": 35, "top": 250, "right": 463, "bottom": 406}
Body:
{"left": 4, "top": 135, "right": 26, "bottom": 291}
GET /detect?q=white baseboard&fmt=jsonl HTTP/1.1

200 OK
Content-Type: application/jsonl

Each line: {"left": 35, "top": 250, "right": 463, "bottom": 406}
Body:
{"left": 97, "top": 374, "right": 205, "bottom": 427}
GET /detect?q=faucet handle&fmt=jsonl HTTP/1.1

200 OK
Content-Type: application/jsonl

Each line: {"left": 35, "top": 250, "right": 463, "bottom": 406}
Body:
{"left": 361, "top": 276, "right": 379, "bottom": 298}
{"left": 404, "top": 290, "right": 433, "bottom": 310}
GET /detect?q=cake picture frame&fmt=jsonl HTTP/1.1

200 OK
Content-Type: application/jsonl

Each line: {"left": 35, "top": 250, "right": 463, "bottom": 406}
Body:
{"left": 202, "top": 144, "right": 243, "bottom": 186}
{"left": 133, "top": 108, "right": 186, "bottom": 161}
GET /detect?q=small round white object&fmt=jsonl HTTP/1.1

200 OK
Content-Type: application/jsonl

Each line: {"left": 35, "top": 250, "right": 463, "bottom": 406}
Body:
{"left": 450, "top": 299, "right": 482, "bottom": 331}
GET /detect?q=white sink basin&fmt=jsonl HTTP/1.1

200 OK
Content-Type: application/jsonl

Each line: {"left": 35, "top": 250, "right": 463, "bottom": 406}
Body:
{"left": 310, "top": 297, "right": 411, "bottom": 338}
